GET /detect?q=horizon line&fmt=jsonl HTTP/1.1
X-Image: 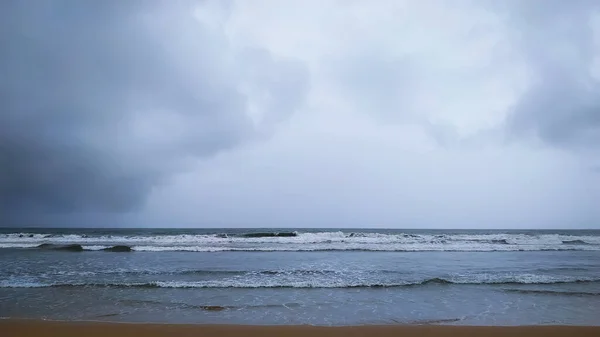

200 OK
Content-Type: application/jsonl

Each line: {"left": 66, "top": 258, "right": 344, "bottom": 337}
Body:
{"left": 1, "top": 227, "right": 598, "bottom": 231}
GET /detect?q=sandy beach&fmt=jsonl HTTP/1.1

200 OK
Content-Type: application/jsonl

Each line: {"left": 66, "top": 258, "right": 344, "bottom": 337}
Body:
{"left": 2, "top": 320, "right": 600, "bottom": 337}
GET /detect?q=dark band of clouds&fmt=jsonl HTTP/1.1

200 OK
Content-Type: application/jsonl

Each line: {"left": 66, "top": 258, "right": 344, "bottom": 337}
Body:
{"left": 0, "top": 0, "right": 308, "bottom": 220}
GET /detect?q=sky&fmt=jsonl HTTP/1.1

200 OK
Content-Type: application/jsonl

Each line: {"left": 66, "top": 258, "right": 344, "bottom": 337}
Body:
{"left": 1, "top": 0, "right": 599, "bottom": 229}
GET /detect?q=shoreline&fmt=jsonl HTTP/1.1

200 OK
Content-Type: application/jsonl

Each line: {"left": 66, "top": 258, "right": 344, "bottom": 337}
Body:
{"left": 2, "top": 320, "right": 600, "bottom": 337}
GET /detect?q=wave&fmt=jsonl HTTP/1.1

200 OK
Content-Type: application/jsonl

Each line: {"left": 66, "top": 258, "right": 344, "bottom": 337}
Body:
{"left": 70, "top": 268, "right": 345, "bottom": 277}
{"left": 34, "top": 244, "right": 132, "bottom": 252}
{"left": 2, "top": 276, "right": 599, "bottom": 289}
{"left": 0, "top": 243, "right": 40, "bottom": 249}
{"left": 4, "top": 231, "right": 600, "bottom": 244}
{"left": 2, "top": 231, "right": 599, "bottom": 252}
{"left": 242, "top": 232, "right": 297, "bottom": 238}
{"left": 2, "top": 243, "right": 599, "bottom": 252}
{"left": 562, "top": 240, "right": 589, "bottom": 245}
{"left": 501, "top": 289, "right": 600, "bottom": 296}
{"left": 119, "top": 298, "right": 303, "bottom": 311}
{"left": 172, "top": 269, "right": 344, "bottom": 277}
{"left": 37, "top": 244, "right": 84, "bottom": 252}
{"left": 129, "top": 246, "right": 596, "bottom": 252}
{"left": 101, "top": 245, "right": 132, "bottom": 252}
{"left": 1, "top": 269, "right": 368, "bottom": 279}
{"left": 535, "top": 266, "right": 592, "bottom": 272}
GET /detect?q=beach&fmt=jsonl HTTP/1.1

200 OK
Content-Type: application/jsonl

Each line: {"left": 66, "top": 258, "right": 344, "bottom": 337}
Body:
{"left": 2, "top": 320, "right": 600, "bottom": 337}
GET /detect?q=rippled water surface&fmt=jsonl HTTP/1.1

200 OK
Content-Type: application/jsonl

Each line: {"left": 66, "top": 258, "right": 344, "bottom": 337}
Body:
{"left": 1, "top": 228, "right": 599, "bottom": 325}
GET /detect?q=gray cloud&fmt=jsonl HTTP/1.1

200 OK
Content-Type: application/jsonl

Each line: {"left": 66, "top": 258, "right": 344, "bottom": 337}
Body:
{"left": 321, "top": 0, "right": 600, "bottom": 149}
{"left": 1, "top": 0, "right": 597, "bottom": 229}
{"left": 0, "top": 0, "right": 308, "bottom": 220}
{"left": 331, "top": 51, "right": 419, "bottom": 121}
{"left": 504, "top": 0, "right": 600, "bottom": 148}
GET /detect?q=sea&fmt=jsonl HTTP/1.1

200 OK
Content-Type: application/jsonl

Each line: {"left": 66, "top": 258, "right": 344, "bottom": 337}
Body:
{"left": 0, "top": 228, "right": 599, "bottom": 326}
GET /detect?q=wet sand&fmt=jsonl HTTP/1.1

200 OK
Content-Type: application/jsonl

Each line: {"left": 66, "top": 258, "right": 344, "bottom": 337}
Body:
{"left": 2, "top": 320, "right": 599, "bottom": 337}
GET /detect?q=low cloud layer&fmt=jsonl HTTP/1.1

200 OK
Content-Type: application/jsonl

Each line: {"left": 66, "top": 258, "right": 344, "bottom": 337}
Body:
{"left": 1, "top": 0, "right": 598, "bottom": 228}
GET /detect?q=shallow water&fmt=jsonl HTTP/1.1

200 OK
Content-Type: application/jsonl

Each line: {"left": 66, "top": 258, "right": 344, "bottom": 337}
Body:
{"left": 1, "top": 228, "right": 599, "bottom": 325}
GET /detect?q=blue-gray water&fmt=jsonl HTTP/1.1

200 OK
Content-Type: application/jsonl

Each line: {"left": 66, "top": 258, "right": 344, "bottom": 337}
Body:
{"left": 1, "top": 228, "right": 599, "bottom": 325}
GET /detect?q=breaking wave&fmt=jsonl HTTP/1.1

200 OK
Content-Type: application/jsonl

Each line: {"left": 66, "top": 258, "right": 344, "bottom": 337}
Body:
{"left": 1, "top": 231, "right": 599, "bottom": 252}
{"left": 37, "top": 244, "right": 84, "bottom": 252}
{"left": 562, "top": 240, "right": 589, "bottom": 245}
{"left": 2, "top": 275, "right": 599, "bottom": 289}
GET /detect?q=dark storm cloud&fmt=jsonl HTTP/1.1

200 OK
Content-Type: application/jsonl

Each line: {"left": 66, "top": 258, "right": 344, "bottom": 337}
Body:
{"left": 504, "top": 0, "right": 600, "bottom": 148}
{"left": 0, "top": 0, "right": 308, "bottom": 218}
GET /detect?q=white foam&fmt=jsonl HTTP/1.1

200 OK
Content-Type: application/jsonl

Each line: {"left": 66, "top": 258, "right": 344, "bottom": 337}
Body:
{"left": 0, "top": 281, "right": 50, "bottom": 288}
{"left": 81, "top": 245, "right": 112, "bottom": 251}
{"left": 446, "top": 273, "right": 600, "bottom": 284}
{"left": 1, "top": 273, "right": 598, "bottom": 289}
{"left": 132, "top": 246, "right": 231, "bottom": 252}
{"left": 1, "top": 232, "right": 599, "bottom": 252}
{"left": 0, "top": 243, "right": 40, "bottom": 249}
{"left": 130, "top": 244, "right": 600, "bottom": 252}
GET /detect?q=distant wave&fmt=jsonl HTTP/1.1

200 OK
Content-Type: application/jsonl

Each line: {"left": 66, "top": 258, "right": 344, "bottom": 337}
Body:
{"left": 1, "top": 244, "right": 599, "bottom": 252}
{"left": 129, "top": 246, "right": 594, "bottom": 252}
{"left": 1, "top": 231, "right": 599, "bottom": 252}
{"left": 562, "top": 240, "right": 589, "bottom": 245}
{"left": 2, "top": 276, "right": 599, "bottom": 289}
{"left": 37, "top": 244, "right": 84, "bottom": 252}
{"left": 34, "top": 244, "right": 132, "bottom": 252}
{"left": 101, "top": 245, "right": 132, "bottom": 252}
{"left": 242, "top": 232, "right": 297, "bottom": 238}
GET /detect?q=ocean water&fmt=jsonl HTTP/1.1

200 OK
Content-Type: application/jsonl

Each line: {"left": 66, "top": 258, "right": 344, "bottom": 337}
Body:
{"left": 0, "top": 228, "right": 599, "bottom": 325}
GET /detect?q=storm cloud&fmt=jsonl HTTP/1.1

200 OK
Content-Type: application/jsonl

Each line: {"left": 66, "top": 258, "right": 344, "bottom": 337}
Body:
{"left": 1, "top": 0, "right": 598, "bottom": 228}
{"left": 504, "top": 0, "right": 600, "bottom": 149}
{"left": 0, "top": 1, "right": 308, "bottom": 218}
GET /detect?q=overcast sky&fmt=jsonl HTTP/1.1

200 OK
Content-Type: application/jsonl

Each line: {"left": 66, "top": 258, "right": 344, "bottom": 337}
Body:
{"left": 1, "top": 0, "right": 599, "bottom": 229}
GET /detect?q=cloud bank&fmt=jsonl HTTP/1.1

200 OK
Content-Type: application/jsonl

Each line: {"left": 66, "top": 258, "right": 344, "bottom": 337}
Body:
{"left": 0, "top": 0, "right": 307, "bottom": 219}
{"left": 1, "top": 0, "right": 598, "bottom": 228}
